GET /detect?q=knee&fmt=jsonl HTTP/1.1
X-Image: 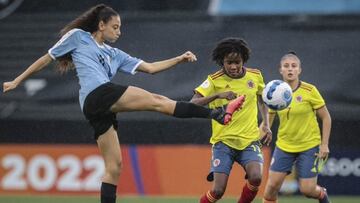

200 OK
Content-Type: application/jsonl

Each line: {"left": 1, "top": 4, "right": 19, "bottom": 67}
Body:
{"left": 300, "top": 185, "right": 316, "bottom": 198}
{"left": 105, "top": 160, "right": 123, "bottom": 179}
{"left": 211, "top": 187, "right": 226, "bottom": 199}
{"left": 247, "top": 173, "right": 262, "bottom": 187}
{"left": 264, "top": 182, "right": 281, "bottom": 199}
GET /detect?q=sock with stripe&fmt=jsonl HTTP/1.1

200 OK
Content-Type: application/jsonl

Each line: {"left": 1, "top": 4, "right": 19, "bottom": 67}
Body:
{"left": 101, "top": 182, "right": 117, "bottom": 203}
{"left": 238, "top": 182, "right": 259, "bottom": 203}
{"left": 200, "top": 190, "right": 221, "bottom": 203}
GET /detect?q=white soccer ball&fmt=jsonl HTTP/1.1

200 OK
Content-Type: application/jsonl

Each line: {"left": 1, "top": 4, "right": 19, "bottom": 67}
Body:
{"left": 262, "top": 80, "right": 292, "bottom": 110}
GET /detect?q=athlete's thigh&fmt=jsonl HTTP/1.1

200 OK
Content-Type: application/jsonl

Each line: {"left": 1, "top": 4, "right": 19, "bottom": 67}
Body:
{"left": 298, "top": 176, "right": 318, "bottom": 192}
{"left": 296, "top": 146, "right": 319, "bottom": 178}
{"left": 97, "top": 126, "right": 122, "bottom": 167}
{"left": 210, "top": 142, "right": 235, "bottom": 175}
{"left": 111, "top": 86, "right": 175, "bottom": 113}
{"left": 236, "top": 142, "right": 264, "bottom": 179}
{"left": 270, "top": 147, "right": 297, "bottom": 174}
{"left": 236, "top": 141, "right": 264, "bottom": 167}
{"left": 213, "top": 172, "right": 229, "bottom": 191}
{"left": 265, "top": 170, "right": 288, "bottom": 192}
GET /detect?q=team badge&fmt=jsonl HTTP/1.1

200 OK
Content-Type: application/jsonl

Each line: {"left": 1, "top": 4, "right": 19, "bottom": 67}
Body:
{"left": 247, "top": 80, "right": 254, "bottom": 88}
{"left": 296, "top": 95, "right": 303, "bottom": 102}
{"left": 213, "top": 159, "right": 220, "bottom": 167}
{"left": 200, "top": 79, "right": 210, "bottom": 88}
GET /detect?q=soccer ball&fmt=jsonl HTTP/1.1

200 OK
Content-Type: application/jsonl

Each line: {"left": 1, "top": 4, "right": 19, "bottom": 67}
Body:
{"left": 262, "top": 80, "right": 292, "bottom": 110}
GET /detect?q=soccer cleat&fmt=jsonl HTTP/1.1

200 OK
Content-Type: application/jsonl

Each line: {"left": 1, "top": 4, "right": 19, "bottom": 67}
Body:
{"left": 212, "top": 95, "right": 245, "bottom": 125}
{"left": 319, "top": 187, "right": 331, "bottom": 203}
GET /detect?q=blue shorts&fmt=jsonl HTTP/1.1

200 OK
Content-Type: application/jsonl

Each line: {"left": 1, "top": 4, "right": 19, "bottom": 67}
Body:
{"left": 207, "top": 141, "right": 264, "bottom": 181}
{"left": 270, "top": 146, "right": 320, "bottom": 178}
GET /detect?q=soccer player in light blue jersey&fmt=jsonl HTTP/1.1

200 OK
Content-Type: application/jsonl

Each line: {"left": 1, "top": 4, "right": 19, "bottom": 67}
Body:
{"left": 3, "top": 4, "right": 245, "bottom": 203}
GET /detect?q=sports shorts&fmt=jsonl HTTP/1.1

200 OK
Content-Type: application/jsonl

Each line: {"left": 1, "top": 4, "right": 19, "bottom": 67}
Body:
{"left": 270, "top": 146, "right": 320, "bottom": 178}
{"left": 207, "top": 141, "right": 264, "bottom": 181}
{"left": 83, "top": 82, "right": 128, "bottom": 140}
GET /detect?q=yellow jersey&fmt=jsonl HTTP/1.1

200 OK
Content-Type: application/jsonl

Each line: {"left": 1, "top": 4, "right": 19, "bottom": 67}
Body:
{"left": 195, "top": 67, "right": 265, "bottom": 150}
{"left": 270, "top": 81, "right": 325, "bottom": 152}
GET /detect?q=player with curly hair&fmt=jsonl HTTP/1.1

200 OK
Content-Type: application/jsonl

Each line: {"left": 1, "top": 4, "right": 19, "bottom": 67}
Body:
{"left": 192, "top": 38, "right": 272, "bottom": 203}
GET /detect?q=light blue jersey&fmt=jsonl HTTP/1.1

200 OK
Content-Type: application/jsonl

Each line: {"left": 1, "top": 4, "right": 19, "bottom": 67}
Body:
{"left": 48, "top": 28, "right": 143, "bottom": 110}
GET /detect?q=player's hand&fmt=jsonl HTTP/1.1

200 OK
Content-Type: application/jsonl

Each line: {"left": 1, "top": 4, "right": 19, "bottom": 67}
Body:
{"left": 317, "top": 144, "right": 329, "bottom": 159}
{"left": 3, "top": 81, "right": 18, "bottom": 93}
{"left": 217, "top": 91, "right": 237, "bottom": 100}
{"left": 179, "top": 51, "right": 197, "bottom": 63}
{"left": 260, "top": 123, "right": 272, "bottom": 146}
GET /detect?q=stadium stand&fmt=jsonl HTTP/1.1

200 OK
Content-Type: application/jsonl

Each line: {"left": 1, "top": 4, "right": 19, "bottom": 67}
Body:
{"left": 1, "top": 1, "right": 360, "bottom": 148}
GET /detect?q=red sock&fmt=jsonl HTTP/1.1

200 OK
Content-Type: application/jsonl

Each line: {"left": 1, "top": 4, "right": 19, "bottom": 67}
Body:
{"left": 238, "top": 182, "right": 259, "bottom": 203}
{"left": 200, "top": 190, "right": 220, "bottom": 203}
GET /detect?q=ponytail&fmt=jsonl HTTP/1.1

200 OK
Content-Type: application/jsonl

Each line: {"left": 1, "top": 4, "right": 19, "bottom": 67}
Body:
{"left": 287, "top": 50, "right": 297, "bottom": 56}
{"left": 56, "top": 4, "right": 118, "bottom": 74}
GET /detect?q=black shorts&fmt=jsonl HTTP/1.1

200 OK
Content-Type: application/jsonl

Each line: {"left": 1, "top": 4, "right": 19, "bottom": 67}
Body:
{"left": 83, "top": 82, "right": 128, "bottom": 140}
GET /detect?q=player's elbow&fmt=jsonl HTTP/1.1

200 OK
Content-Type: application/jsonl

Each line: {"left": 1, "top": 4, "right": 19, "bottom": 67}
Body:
{"left": 140, "top": 62, "right": 156, "bottom": 74}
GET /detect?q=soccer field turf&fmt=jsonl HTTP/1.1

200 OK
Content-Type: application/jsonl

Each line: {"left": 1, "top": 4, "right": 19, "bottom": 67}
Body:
{"left": 1, "top": 196, "right": 360, "bottom": 203}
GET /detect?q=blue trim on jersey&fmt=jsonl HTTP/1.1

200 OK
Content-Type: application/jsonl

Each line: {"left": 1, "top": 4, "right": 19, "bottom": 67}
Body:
{"left": 129, "top": 145, "right": 145, "bottom": 195}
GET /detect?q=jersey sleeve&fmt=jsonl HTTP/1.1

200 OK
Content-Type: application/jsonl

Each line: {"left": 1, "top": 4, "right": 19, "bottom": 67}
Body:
{"left": 113, "top": 48, "right": 143, "bottom": 75}
{"left": 310, "top": 86, "right": 325, "bottom": 109}
{"left": 194, "top": 76, "right": 215, "bottom": 97}
{"left": 48, "top": 29, "right": 81, "bottom": 59}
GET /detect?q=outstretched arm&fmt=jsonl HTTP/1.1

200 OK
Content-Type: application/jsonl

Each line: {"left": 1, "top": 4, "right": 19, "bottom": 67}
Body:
{"left": 190, "top": 91, "right": 237, "bottom": 106}
{"left": 3, "top": 53, "right": 53, "bottom": 92}
{"left": 136, "top": 51, "right": 197, "bottom": 74}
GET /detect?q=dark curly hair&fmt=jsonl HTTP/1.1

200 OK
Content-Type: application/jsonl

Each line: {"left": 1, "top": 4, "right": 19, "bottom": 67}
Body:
{"left": 212, "top": 37, "right": 250, "bottom": 66}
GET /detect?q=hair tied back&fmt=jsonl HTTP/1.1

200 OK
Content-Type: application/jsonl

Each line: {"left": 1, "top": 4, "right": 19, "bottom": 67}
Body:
{"left": 95, "top": 4, "right": 107, "bottom": 11}
{"left": 287, "top": 51, "right": 297, "bottom": 55}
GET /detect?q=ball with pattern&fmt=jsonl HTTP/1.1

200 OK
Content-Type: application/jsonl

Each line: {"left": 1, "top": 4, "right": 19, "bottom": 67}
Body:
{"left": 262, "top": 80, "right": 292, "bottom": 110}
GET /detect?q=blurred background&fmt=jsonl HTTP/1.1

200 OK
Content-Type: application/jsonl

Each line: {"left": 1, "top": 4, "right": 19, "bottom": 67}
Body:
{"left": 0, "top": 0, "right": 360, "bottom": 202}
